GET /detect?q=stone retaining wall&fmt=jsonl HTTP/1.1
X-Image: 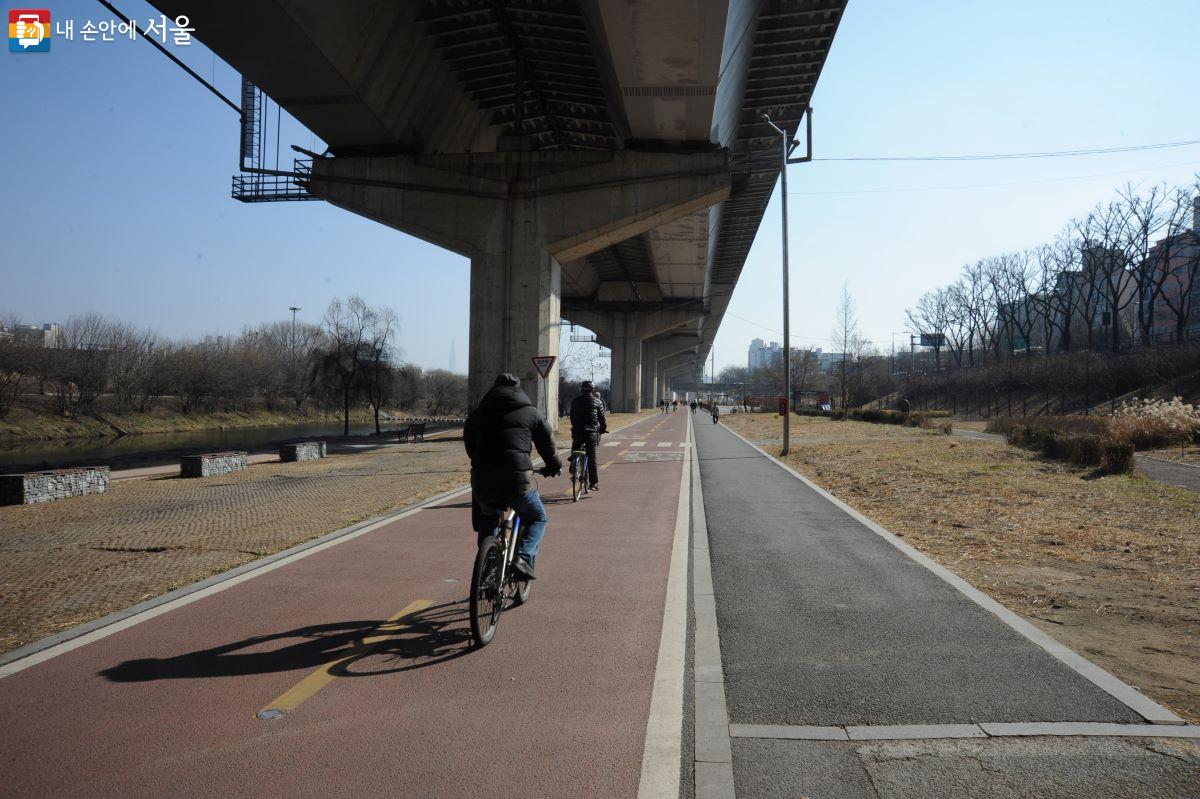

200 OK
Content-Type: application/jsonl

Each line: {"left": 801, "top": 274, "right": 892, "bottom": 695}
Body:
{"left": 0, "top": 467, "right": 111, "bottom": 505}
{"left": 280, "top": 441, "right": 326, "bottom": 462}
{"left": 180, "top": 452, "right": 248, "bottom": 478}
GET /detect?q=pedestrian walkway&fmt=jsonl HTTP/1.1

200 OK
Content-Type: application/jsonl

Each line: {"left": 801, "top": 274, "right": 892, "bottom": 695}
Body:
{"left": 692, "top": 420, "right": 1199, "bottom": 798}
{"left": 0, "top": 412, "right": 691, "bottom": 798}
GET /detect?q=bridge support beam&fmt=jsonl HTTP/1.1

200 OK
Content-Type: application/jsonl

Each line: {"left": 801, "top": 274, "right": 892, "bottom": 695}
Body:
{"left": 310, "top": 150, "right": 729, "bottom": 423}
{"left": 565, "top": 308, "right": 705, "bottom": 413}
{"left": 642, "top": 335, "right": 699, "bottom": 407}
{"left": 658, "top": 352, "right": 697, "bottom": 400}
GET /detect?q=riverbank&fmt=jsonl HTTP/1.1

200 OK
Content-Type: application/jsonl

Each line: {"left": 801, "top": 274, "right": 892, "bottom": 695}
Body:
{"left": 0, "top": 396, "right": 404, "bottom": 444}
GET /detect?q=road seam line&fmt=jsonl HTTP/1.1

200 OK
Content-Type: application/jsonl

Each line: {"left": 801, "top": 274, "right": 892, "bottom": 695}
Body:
{"left": 727, "top": 721, "right": 1200, "bottom": 740}
{"left": 0, "top": 414, "right": 657, "bottom": 678}
{"left": 718, "top": 423, "right": 1186, "bottom": 726}
{"left": 637, "top": 414, "right": 690, "bottom": 799}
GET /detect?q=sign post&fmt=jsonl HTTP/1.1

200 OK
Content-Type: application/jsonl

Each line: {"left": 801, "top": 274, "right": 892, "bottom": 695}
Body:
{"left": 531, "top": 355, "right": 556, "bottom": 418}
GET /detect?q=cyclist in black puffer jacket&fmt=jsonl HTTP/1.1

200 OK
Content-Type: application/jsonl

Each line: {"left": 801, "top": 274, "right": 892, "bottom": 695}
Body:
{"left": 568, "top": 380, "right": 607, "bottom": 491}
{"left": 464, "top": 373, "right": 562, "bottom": 580}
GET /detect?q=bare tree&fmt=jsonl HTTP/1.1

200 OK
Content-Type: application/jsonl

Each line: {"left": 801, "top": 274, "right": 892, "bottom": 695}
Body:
{"left": 313, "top": 296, "right": 380, "bottom": 435}
{"left": 831, "top": 282, "right": 860, "bottom": 415}
{"left": 423, "top": 369, "right": 468, "bottom": 416}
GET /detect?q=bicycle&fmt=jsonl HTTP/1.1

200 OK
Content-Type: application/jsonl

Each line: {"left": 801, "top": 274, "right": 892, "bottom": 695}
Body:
{"left": 469, "top": 468, "right": 552, "bottom": 648}
{"left": 569, "top": 447, "right": 590, "bottom": 502}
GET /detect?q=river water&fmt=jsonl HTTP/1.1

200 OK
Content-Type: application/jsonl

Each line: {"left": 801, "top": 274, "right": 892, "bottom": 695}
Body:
{"left": 0, "top": 420, "right": 458, "bottom": 473}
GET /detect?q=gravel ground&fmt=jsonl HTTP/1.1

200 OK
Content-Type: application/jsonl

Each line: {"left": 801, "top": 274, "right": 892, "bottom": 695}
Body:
{"left": 724, "top": 413, "right": 1200, "bottom": 723}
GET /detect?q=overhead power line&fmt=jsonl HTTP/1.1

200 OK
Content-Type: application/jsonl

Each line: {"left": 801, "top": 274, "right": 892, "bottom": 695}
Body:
{"left": 789, "top": 159, "right": 1200, "bottom": 197}
{"left": 816, "top": 137, "right": 1200, "bottom": 162}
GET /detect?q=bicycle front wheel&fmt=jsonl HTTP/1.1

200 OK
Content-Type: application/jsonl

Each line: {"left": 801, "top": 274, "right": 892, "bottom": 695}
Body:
{"left": 469, "top": 536, "right": 504, "bottom": 647}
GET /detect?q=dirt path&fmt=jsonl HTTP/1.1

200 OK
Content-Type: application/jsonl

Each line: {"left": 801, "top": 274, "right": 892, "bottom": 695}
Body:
{"left": 724, "top": 413, "right": 1200, "bottom": 723}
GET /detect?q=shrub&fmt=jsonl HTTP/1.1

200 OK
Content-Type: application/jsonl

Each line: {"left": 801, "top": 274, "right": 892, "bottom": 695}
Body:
{"left": 1110, "top": 397, "right": 1200, "bottom": 449}
{"left": 1102, "top": 441, "right": 1135, "bottom": 473}
{"left": 985, "top": 416, "right": 1016, "bottom": 437}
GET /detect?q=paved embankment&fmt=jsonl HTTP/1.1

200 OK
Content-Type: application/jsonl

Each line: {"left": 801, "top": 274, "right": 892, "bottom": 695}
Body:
{"left": 692, "top": 419, "right": 1198, "bottom": 798}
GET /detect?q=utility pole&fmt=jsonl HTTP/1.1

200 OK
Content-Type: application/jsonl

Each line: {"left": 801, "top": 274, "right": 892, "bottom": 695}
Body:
{"left": 762, "top": 109, "right": 812, "bottom": 456}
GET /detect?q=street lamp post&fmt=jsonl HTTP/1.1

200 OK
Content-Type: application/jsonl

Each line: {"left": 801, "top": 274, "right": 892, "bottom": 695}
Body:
{"left": 761, "top": 110, "right": 812, "bottom": 456}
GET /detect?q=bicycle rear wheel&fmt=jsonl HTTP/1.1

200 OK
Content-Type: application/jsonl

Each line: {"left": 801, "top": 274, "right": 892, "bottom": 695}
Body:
{"left": 469, "top": 536, "right": 504, "bottom": 647}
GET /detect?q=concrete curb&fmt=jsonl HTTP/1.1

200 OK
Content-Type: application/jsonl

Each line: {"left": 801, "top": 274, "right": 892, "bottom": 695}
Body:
{"left": 729, "top": 721, "right": 1200, "bottom": 741}
{"left": 718, "top": 422, "right": 1186, "bottom": 726}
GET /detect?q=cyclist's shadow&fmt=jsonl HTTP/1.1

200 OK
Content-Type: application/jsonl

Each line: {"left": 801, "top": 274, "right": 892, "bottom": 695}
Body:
{"left": 99, "top": 599, "right": 475, "bottom": 683}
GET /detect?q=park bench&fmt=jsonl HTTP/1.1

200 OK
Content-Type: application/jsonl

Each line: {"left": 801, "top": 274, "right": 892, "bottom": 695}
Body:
{"left": 397, "top": 422, "right": 427, "bottom": 443}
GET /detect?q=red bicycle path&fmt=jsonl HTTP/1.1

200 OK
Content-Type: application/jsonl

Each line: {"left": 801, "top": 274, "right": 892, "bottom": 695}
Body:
{"left": 0, "top": 411, "right": 689, "bottom": 798}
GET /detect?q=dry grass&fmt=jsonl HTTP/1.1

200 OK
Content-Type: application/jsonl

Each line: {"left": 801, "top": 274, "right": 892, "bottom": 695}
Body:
{"left": 725, "top": 412, "right": 1200, "bottom": 723}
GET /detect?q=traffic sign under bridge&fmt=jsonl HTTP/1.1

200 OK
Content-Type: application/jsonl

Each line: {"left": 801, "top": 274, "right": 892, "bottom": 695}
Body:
{"left": 530, "top": 356, "right": 556, "bottom": 379}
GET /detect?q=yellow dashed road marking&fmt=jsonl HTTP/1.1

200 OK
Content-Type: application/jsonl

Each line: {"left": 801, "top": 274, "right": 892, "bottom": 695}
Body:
{"left": 258, "top": 599, "right": 432, "bottom": 716}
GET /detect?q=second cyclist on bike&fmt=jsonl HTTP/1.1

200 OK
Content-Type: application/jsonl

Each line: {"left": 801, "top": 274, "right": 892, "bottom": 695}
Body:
{"left": 569, "top": 379, "right": 607, "bottom": 492}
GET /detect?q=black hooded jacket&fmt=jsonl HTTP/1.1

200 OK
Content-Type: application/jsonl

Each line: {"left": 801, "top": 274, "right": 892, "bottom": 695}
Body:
{"left": 568, "top": 392, "right": 608, "bottom": 441}
{"left": 463, "top": 384, "right": 562, "bottom": 497}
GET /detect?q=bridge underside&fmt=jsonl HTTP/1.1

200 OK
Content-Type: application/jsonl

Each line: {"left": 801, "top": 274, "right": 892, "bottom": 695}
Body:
{"left": 151, "top": 0, "right": 845, "bottom": 419}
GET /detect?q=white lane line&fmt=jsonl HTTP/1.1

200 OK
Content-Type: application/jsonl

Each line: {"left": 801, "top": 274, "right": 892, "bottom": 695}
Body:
{"left": 719, "top": 423, "right": 1187, "bottom": 726}
{"left": 631, "top": 441, "right": 647, "bottom": 447}
{"left": 636, "top": 409, "right": 692, "bottom": 799}
{"left": 691, "top": 413, "right": 735, "bottom": 799}
{"left": 603, "top": 442, "right": 620, "bottom": 447}
{"left": 657, "top": 442, "right": 672, "bottom": 447}
{"left": 728, "top": 722, "right": 1200, "bottom": 741}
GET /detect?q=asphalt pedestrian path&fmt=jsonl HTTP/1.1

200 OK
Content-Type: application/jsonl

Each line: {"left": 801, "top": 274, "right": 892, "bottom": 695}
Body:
{"left": 692, "top": 420, "right": 1200, "bottom": 798}
{"left": 0, "top": 412, "right": 692, "bottom": 798}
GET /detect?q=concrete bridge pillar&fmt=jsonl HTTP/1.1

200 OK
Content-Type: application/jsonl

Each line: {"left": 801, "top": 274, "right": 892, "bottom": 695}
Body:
{"left": 311, "top": 150, "right": 728, "bottom": 423}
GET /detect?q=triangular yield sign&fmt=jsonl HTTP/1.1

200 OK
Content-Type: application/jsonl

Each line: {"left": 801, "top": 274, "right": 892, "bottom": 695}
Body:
{"left": 530, "top": 355, "right": 556, "bottom": 378}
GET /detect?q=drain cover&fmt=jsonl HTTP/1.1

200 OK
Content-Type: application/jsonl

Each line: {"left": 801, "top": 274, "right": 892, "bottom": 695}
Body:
{"left": 257, "top": 709, "right": 285, "bottom": 720}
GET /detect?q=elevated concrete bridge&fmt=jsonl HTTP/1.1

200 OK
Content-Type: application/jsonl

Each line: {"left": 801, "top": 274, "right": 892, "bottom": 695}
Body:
{"left": 152, "top": 0, "right": 846, "bottom": 418}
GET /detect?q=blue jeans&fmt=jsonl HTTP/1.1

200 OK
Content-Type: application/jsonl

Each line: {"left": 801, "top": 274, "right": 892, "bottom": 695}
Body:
{"left": 514, "top": 489, "right": 549, "bottom": 562}
{"left": 479, "top": 488, "right": 548, "bottom": 563}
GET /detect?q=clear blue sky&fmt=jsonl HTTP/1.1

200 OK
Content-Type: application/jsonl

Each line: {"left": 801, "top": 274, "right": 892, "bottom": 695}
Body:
{"left": 4, "top": 0, "right": 1199, "bottom": 374}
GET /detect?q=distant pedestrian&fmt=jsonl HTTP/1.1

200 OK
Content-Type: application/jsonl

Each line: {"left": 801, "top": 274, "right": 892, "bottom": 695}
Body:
{"left": 690, "top": 401, "right": 697, "bottom": 414}
{"left": 711, "top": 405, "right": 720, "bottom": 425}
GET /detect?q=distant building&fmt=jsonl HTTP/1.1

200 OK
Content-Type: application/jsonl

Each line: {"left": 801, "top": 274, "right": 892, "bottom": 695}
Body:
{"left": 747, "top": 338, "right": 783, "bottom": 369}
{"left": 4, "top": 323, "right": 61, "bottom": 348}
{"left": 815, "top": 349, "right": 847, "bottom": 373}
{"left": 1137, "top": 199, "right": 1200, "bottom": 344}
